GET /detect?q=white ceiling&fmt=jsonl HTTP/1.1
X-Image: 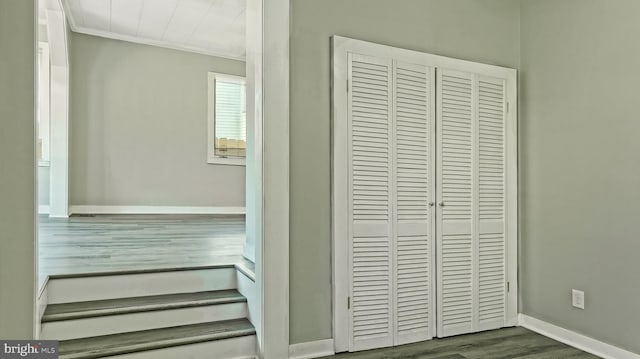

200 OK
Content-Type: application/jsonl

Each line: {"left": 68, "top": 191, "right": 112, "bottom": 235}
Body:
{"left": 63, "top": 0, "right": 246, "bottom": 60}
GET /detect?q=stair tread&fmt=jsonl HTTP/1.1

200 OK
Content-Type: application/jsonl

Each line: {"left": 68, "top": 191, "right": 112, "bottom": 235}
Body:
{"left": 59, "top": 318, "right": 255, "bottom": 359}
{"left": 44, "top": 290, "right": 246, "bottom": 322}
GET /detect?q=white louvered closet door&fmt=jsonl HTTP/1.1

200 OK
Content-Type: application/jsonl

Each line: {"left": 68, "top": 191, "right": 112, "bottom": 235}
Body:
{"left": 476, "top": 75, "right": 507, "bottom": 332}
{"left": 392, "top": 61, "right": 436, "bottom": 345}
{"left": 335, "top": 36, "right": 516, "bottom": 354}
{"left": 436, "top": 69, "right": 476, "bottom": 337}
{"left": 346, "top": 55, "right": 436, "bottom": 351}
{"left": 347, "top": 53, "right": 394, "bottom": 352}
{"left": 435, "top": 69, "right": 508, "bottom": 337}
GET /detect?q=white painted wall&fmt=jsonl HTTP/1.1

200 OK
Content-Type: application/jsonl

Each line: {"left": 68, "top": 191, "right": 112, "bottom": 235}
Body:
{"left": 38, "top": 165, "right": 50, "bottom": 207}
{"left": 48, "top": 7, "right": 70, "bottom": 218}
{"left": 244, "top": 0, "right": 290, "bottom": 357}
{"left": 243, "top": 0, "right": 262, "bottom": 263}
{"left": 69, "top": 33, "right": 246, "bottom": 208}
{"left": 260, "top": 0, "right": 290, "bottom": 357}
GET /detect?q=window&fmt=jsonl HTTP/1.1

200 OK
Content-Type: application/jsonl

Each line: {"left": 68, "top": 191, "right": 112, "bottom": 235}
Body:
{"left": 208, "top": 72, "right": 246, "bottom": 165}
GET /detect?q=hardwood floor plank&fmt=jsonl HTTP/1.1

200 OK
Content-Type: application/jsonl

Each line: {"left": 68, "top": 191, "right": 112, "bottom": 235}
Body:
{"left": 58, "top": 318, "right": 255, "bottom": 359}
{"left": 38, "top": 214, "right": 246, "bottom": 287}
{"left": 43, "top": 289, "right": 245, "bottom": 322}
{"left": 323, "top": 328, "right": 599, "bottom": 359}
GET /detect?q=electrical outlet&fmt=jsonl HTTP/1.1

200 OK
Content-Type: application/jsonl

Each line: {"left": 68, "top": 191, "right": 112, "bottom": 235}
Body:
{"left": 572, "top": 289, "right": 585, "bottom": 309}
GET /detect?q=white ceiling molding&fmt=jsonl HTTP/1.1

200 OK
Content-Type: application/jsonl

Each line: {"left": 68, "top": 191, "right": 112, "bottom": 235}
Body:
{"left": 61, "top": 0, "right": 246, "bottom": 62}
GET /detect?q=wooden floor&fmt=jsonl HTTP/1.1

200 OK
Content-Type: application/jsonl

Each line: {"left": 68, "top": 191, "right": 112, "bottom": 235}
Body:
{"left": 38, "top": 214, "right": 246, "bottom": 284}
{"left": 323, "top": 327, "right": 599, "bottom": 359}
{"left": 58, "top": 318, "right": 255, "bottom": 358}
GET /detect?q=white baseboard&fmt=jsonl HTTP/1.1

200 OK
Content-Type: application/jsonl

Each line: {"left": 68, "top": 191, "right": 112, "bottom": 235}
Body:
{"left": 69, "top": 205, "right": 246, "bottom": 215}
{"left": 519, "top": 314, "right": 640, "bottom": 359}
{"left": 38, "top": 205, "right": 50, "bottom": 214}
{"left": 289, "top": 339, "right": 334, "bottom": 359}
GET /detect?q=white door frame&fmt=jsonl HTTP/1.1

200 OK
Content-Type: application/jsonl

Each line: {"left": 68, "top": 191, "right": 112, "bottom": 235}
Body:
{"left": 33, "top": 1, "right": 292, "bottom": 356}
{"left": 255, "top": 0, "right": 290, "bottom": 358}
{"left": 331, "top": 36, "right": 518, "bottom": 353}
{"left": 47, "top": 3, "right": 70, "bottom": 218}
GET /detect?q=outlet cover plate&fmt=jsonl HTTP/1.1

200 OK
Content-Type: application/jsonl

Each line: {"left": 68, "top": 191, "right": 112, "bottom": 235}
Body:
{"left": 572, "top": 289, "right": 585, "bottom": 309}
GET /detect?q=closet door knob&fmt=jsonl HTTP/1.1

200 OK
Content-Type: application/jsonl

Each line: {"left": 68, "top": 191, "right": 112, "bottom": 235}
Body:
{"left": 428, "top": 202, "right": 434, "bottom": 207}
{"left": 438, "top": 202, "right": 445, "bottom": 207}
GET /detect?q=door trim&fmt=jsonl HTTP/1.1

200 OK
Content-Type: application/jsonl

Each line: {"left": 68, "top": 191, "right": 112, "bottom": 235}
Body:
{"left": 47, "top": 5, "right": 70, "bottom": 219}
{"left": 331, "top": 35, "right": 518, "bottom": 353}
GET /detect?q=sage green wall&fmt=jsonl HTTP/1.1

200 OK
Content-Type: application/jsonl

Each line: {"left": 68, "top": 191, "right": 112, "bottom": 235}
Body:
{"left": 520, "top": 0, "right": 640, "bottom": 353}
{"left": 290, "top": 0, "right": 520, "bottom": 344}
{"left": 0, "top": 0, "right": 36, "bottom": 338}
{"left": 69, "top": 33, "right": 246, "bottom": 207}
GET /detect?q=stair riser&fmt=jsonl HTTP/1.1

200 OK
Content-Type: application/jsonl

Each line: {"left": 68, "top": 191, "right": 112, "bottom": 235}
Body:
{"left": 42, "top": 302, "right": 248, "bottom": 340}
{"left": 236, "top": 271, "right": 257, "bottom": 325}
{"left": 61, "top": 334, "right": 257, "bottom": 359}
{"left": 47, "top": 268, "right": 237, "bottom": 304}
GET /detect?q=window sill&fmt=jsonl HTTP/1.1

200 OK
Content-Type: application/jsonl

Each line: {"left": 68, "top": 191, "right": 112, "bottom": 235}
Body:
{"left": 208, "top": 157, "right": 246, "bottom": 166}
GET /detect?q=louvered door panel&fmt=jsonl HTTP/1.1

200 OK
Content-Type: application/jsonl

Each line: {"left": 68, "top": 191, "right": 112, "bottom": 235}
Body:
{"left": 393, "top": 61, "right": 435, "bottom": 345}
{"left": 348, "top": 53, "right": 394, "bottom": 351}
{"left": 436, "top": 69, "right": 475, "bottom": 337}
{"left": 335, "top": 38, "right": 517, "bottom": 354}
{"left": 477, "top": 76, "right": 507, "bottom": 331}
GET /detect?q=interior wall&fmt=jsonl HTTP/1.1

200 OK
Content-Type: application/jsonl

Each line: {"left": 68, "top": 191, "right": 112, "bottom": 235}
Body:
{"left": 520, "top": 0, "right": 640, "bottom": 353}
{"left": 48, "top": 7, "right": 70, "bottom": 217}
{"left": 38, "top": 166, "right": 50, "bottom": 207}
{"left": 243, "top": 0, "right": 263, "bottom": 263}
{"left": 0, "top": 0, "right": 36, "bottom": 338}
{"left": 69, "top": 33, "right": 246, "bottom": 208}
{"left": 289, "top": 0, "right": 521, "bottom": 344}
{"left": 37, "top": 30, "right": 50, "bottom": 210}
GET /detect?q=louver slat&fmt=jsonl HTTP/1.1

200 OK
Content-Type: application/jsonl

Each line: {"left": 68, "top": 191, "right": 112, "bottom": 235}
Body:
{"left": 477, "top": 77, "right": 506, "bottom": 331}
{"left": 437, "top": 70, "right": 475, "bottom": 337}
{"left": 349, "top": 53, "right": 393, "bottom": 351}
{"left": 393, "top": 61, "right": 434, "bottom": 345}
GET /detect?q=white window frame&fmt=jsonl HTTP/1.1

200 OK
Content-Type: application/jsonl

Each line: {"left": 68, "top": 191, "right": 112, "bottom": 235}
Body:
{"left": 207, "top": 72, "right": 247, "bottom": 166}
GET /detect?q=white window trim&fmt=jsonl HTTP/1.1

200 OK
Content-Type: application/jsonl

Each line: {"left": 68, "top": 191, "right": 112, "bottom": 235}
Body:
{"left": 207, "top": 72, "right": 246, "bottom": 166}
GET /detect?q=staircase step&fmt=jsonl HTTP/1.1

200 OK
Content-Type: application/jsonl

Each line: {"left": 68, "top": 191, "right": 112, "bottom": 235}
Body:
{"left": 43, "top": 289, "right": 245, "bottom": 322}
{"left": 41, "top": 290, "right": 248, "bottom": 340}
{"left": 59, "top": 318, "right": 256, "bottom": 359}
{"left": 46, "top": 265, "right": 238, "bottom": 304}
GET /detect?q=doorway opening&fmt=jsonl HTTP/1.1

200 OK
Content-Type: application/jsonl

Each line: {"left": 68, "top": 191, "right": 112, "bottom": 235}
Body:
{"left": 36, "top": 0, "right": 253, "bottom": 286}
